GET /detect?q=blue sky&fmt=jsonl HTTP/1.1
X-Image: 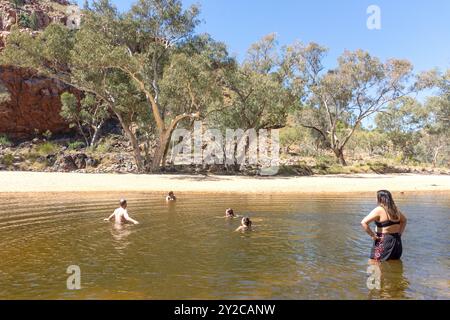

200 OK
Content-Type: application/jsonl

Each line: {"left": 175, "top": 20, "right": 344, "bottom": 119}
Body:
{"left": 76, "top": 0, "right": 450, "bottom": 73}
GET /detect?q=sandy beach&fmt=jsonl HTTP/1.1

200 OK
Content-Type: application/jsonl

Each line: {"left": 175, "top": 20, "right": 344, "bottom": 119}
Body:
{"left": 0, "top": 171, "right": 449, "bottom": 194}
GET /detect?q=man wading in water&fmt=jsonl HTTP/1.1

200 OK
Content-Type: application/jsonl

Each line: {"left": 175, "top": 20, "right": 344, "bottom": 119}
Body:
{"left": 104, "top": 199, "right": 139, "bottom": 225}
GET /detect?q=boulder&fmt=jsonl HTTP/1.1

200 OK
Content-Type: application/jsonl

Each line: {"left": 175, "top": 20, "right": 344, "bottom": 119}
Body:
{"left": 53, "top": 154, "right": 77, "bottom": 172}
{"left": 85, "top": 157, "right": 99, "bottom": 168}
{"left": 73, "top": 153, "right": 87, "bottom": 169}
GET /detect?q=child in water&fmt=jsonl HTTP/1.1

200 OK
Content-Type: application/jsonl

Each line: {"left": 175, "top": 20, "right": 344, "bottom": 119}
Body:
{"left": 166, "top": 191, "right": 176, "bottom": 202}
{"left": 236, "top": 217, "right": 252, "bottom": 232}
{"left": 225, "top": 208, "right": 235, "bottom": 218}
{"left": 104, "top": 199, "right": 139, "bottom": 225}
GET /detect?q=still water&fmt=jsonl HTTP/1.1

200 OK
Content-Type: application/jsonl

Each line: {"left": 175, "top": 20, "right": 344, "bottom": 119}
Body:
{"left": 0, "top": 192, "right": 448, "bottom": 300}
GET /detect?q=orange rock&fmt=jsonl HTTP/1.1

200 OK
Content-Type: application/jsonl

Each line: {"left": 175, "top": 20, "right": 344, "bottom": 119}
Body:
{"left": 0, "top": 66, "right": 79, "bottom": 138}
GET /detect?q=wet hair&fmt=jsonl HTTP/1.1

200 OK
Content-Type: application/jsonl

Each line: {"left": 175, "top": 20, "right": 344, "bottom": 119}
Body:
{"left": 242, "top": 217, "right": 252, "bottom": 227}
{"left": 226, "top": 208, "right": 234, "bottom": 217}
{"left": 377, "top": 190, "right": 400, "bottom": 220}
{"left": 119, "top": 199, "right": 127, "bottom": 207}
{"left": 168, "top": 191, "right": 174, "bottom": 196}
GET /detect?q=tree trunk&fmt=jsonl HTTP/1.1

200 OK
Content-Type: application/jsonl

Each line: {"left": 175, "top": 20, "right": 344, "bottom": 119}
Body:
{"left": 150, "top": 130, "right": 172, "bottom": 172}
{"left": 333, "top": 147, "right": 347, "bottom": 166}
{"left": 150, "top": 113, "right": 200, "bottom": 172}
{"left": 432, "top": 145, "right": 443, "bottom": 168}
{"left": 90, "top": 122, "right": 104, "bottom": 147}
{"left": 124, "top": 125, "right": 145, "bottom": 173}
{"left": 114, "top": 112, "right": 144, "bottom": 173}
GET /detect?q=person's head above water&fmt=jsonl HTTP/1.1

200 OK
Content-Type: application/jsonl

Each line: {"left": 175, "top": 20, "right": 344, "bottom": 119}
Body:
{"left": 377, "top": 190, "right": 399, "bottom": 220}
{"left": 168, "top": 191, "right": 175, "bottom": 197}
{"left": 241, "top": 217, "right": 252, "bottom": 227}
{"left": 119, "top": 199, "right": 127, "bottom": 209}
{"left": 225, "top": 208, "right": 235, "bottom": 217}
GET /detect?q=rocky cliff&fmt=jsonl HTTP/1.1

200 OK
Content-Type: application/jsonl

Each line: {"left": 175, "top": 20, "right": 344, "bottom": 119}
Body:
{"left": 0, "top": 66, "right": 79, "bottom": 137}
{"left": 0, "top": 0, "right": 80, "bottom": 138}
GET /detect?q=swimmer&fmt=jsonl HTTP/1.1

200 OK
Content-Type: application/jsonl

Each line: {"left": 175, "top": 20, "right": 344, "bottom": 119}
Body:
{"left": 225, "top": 208, "right": 235, "bottom": 218}
{"left": 236, "top": 217, "right": 252, "bottom": 232}
{"left": 104, "top": 199, "right": 139, "bottom": 225}
{"left": 166, "top": 191, "right": 177, "bottom": 202}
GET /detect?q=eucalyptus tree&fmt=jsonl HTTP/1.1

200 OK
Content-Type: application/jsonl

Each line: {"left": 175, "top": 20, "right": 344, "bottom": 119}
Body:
{"left": 73, "top": 0, "right": 232, "bottom": 171}
{"left": 60, "top": 92, "right": 109, "bottom": 148}
{"left": 376, "top": 97, "right": 428, "bottom": 162}
{"left": 419, "top": 69, "right": 450, "bottom": 166}
{"left": 213, "top": 34, "right": 295, "bottom": 132}
{"left": 287, "top": 43, "right": 417, "bottom": 165}
{"left": 0, "top": 0, "right": 229, "bottom": 172}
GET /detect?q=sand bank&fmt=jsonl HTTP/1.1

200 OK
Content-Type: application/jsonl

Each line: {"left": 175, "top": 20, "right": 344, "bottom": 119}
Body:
{"left": 0, "top": 171, "right": 449, "bottom": 194}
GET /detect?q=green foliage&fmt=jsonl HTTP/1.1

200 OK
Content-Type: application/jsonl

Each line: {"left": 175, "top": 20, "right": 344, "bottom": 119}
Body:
{"left": 211, "top": 34, "right": 294, "bottom": 132}
{"left": 1, "top": 153, "right": 14, "bottom": 166}
{"left": 60, "top": 92, "right": 108, "bottom": 147}
{"left": 29, "top": 12, "right": 39, "bottom": 30}
{"left": 36, "top": 142, "right": 59, "bottom": 156}
{"left": 95, "top": 140, "right": 111, "bottom": 153}
{"left": 67, "top": 141, "right": 86, "bottom": 150}
{"left": 18, "top": 13, "right": 32, "bottom": 28}
{"left": 0, "top": 135, "right": 12, "bottom": 147}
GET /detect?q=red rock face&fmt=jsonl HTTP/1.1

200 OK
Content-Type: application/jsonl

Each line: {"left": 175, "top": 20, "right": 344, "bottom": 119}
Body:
{"left": 0, "top": 66, "right": 77, "bottom": 138}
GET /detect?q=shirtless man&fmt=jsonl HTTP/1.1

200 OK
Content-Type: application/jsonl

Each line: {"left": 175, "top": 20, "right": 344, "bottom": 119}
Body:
{"left": 104, "top": 199, "right": 139, "bottom": 225}
{"left": 236, "top": 217, "right": 252, "bottom": 232}
{"left": 166, "top": 191, "right": 177, "bottom": 202}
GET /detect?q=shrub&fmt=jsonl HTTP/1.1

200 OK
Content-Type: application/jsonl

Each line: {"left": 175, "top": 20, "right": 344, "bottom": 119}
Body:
{"left": 0, "top": 135, "right": 12, "bottom": 147}
{"left": 36, "top": 142, "right": 58, "bottom": 156}
{"left": 68, "top": 141, "right": 86, "bottom": 150}
{"left": 18, "top": 13, "right": 32, "bottom": 28}
{"left": 95, "top": 141, "right": 111, "bottom": 153}
{"left": 326, "top": 164, "right": 351, "bottom": 175}
{"left": 1, "top": 153, "right": 14, "bottom": 166}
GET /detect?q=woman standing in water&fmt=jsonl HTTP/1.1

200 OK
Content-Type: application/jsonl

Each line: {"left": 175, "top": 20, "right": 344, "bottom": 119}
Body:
{"left": 361, "top": 190, "right": 407, "bottom": 261}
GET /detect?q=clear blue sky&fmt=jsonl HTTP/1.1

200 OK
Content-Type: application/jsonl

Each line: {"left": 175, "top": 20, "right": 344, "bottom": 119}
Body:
{"left": 76, "top": 0, "right": 450, "bottom": 73}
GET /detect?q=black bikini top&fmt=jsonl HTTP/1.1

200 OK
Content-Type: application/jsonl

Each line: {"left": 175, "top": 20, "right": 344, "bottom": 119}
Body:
{"left": 375, "top": 208, "right": 401, "bottom": 228}
{"left": 375, "top": 219, "right": 400, "bottom": 228}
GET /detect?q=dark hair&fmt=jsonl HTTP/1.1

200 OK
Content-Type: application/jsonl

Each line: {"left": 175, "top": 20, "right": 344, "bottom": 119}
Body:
{"left": 119, "top": 199, "right": 127, "bottom": 207}
{"left": 242, "top": 217, "right": 252, "bottom": 227}
{"left": 226, "top": 208, "right": 234, "bottom": 216}
{"left": 377, "top": 190, "right": 400, "bottom": 220}
{"left": 168, "top": 191, "right": 174, "bottom": 196}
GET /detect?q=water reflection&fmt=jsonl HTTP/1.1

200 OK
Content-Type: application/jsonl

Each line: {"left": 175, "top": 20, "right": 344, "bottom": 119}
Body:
{"left": 367, "top": 260, "right": 410, "bottom": 299}
{"left": 110, "top": 224, "right": 133, "bottom": 253}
